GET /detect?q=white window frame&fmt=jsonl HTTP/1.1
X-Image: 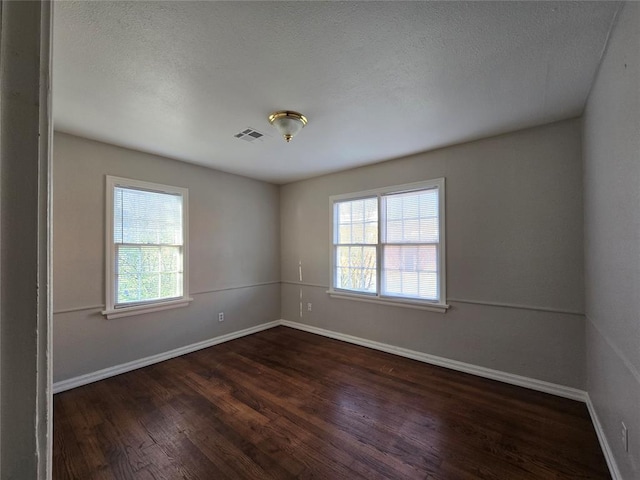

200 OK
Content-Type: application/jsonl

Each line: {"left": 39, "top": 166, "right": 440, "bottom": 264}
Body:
{"left": 329, "top": 179, "right": 449, "bottom": 313}
{"left": 102, "top": 176, "right": 192, "bottom": 320}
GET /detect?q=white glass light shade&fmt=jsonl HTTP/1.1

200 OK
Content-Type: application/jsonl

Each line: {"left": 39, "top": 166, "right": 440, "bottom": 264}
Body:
{"left": 268, "top": 111, "right": 308, "bottom": 142}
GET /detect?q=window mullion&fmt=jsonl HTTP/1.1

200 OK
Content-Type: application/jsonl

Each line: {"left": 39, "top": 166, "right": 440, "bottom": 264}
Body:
{"left": 157, "top": 247, "right": 162, "bottom": 299}
{"left": 377, "top": 193, "right": 383, "bottom": 298}
{"left": 137, "top": 247, "right": 142, "bottom": 305}
{"left": 113, "top": 243, "right": 119, "bottom": 307}
{"left": 435, "top": 243, "right": 440, "bottom": 300}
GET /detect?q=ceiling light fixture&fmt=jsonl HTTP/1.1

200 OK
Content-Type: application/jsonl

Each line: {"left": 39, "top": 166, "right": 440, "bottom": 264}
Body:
{"left": 268, "top": 111, "right": 308, "bottom": 143}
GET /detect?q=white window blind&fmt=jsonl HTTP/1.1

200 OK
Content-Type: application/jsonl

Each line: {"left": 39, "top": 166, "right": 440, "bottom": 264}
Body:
{"left": 382, "top": 188, "right": 439, "bottom": 300}
{"left": 104, "top": 177, "right": 190, "bottom": 319}
{"left": 113, "top": 186, "right": 184, "bottom": 306}
{"left": 330, "top": 179, "right": 446, "bottom": 308}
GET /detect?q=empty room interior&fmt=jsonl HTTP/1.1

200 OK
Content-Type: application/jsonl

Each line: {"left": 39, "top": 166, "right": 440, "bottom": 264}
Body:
{"left": 5, "top": 0, "right": 639, "bottom": 479}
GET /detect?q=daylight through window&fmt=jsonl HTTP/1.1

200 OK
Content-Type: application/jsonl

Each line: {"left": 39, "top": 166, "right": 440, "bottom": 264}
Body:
{"left": 104, "top": 176, "right": 189, "bottom": 318}
{"left": 331, "top": 179, "right": 446, "bottom": 307}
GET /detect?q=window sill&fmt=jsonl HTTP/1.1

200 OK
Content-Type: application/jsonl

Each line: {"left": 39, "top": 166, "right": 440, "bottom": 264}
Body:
{"left": 327, "top": 290, "right": 449, "bottom": 313}
{"left": 101, "top": 297, "right": 194, "bottom": 320}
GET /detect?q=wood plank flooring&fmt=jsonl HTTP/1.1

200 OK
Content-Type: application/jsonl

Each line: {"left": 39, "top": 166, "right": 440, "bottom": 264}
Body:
{"left": 53, "top": 326, "right": 610, "bottom": 479}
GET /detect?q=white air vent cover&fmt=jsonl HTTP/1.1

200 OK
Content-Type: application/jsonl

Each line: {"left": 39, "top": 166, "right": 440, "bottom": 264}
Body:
{"left": 234, "top": 127, "right": 267, "bottom": 142}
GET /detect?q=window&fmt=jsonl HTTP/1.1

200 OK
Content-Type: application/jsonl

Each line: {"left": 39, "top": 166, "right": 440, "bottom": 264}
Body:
{"left": 330, "top": 179, "right": 447, "bottom": 312}
{"left": 103, "top": 176, "right": 191, "bottom": 319}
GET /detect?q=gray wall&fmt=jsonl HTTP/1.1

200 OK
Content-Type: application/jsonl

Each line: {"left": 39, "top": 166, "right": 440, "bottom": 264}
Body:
{"left": 53, "top": 133, "right": 281, "bottom": 383}
{"left": 281, "top": 119, "right": 586, "bottom": 388}
{"left": 583, "top": 3, "right": 640, "bottom": 478}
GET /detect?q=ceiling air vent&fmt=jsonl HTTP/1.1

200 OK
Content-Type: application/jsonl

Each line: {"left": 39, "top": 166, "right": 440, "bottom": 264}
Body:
{"left": 234, "top": 127, "right": 266, "bottom": 142}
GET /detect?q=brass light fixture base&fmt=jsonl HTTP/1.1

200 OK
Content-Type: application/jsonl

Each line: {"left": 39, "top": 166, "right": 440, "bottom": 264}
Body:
{"left": 268, "top": 111, "right": 308, "bottom": 142}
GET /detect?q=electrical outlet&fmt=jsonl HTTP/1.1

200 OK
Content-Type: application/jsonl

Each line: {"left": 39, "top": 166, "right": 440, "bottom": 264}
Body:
{"left": 621, "top": 422, "right": 628, "bottom": 453}
{"left": 307, "top": 302, "right": 312, "bottom": 311}
{"left": 218, "top": 312, "right": 224, "bottom": 322}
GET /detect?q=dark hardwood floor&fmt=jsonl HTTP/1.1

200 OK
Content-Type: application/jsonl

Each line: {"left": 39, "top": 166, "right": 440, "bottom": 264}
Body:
{"left": 53, "top": 326, "right": 609, "bottom": 479}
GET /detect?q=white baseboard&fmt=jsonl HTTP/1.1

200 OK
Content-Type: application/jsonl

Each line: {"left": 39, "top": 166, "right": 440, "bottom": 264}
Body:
{"left": 56, "top": 318, "right": 589, "bottom": 401}
{"left": 585, "top": 395, "right": 622, "bottom": 480}
{"left": 279, "top": 319, "right": 587, "bottom": 402}
{"left": 52, "top": 321, "right": 280, "bottom": 394}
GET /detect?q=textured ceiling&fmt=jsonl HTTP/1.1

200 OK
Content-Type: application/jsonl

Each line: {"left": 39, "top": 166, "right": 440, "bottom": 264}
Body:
{"left": 53, "top": 1, "right": 620, "bottom": 184}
